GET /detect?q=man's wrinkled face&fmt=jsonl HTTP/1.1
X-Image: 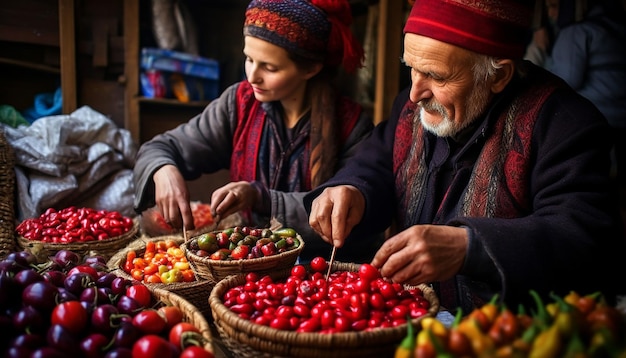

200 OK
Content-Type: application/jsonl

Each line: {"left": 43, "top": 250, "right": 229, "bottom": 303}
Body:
{"left": 403, "top": 33, "right": 495, "bottom": 137}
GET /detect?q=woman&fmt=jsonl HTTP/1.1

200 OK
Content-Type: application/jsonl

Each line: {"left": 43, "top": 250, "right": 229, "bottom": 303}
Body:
{"left": 133, "top": 0, "right": 380, "bottom": 262}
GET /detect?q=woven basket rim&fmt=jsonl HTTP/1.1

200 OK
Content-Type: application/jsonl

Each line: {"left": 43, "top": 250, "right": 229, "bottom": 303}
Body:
{"left": 107, "top": 234, "right": 209, "bottom": 289}
{"left": 208, "top": 261, "right": 440, "bottom": 354}
{"left": 17, "top": 218, "right": 140, "bottom": 251}
{"left": 107, "top": 234, "right": 216, "bottom": 319}
{"left": 0, "top": 126, "right": 17, "bottom": 258}
{"left": 182, "top": 232, "right": 304, "bottom": 281}
{"left": 185, "top": 232, "right": 305, "bottom": 266}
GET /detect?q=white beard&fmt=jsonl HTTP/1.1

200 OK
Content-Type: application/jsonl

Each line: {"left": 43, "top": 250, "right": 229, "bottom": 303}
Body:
{"left": 416, "top": 84, "right": 492, "bottom": 138}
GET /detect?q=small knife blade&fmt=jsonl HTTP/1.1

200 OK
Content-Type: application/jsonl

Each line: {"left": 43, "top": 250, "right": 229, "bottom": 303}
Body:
{"left": 325, "top": 246, "right": 337, "bottom": 281}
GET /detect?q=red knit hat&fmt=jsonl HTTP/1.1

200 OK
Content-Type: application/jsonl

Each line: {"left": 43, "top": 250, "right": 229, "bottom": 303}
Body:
{"left": 404, "top": 0, "right": 533, "bottom": 59}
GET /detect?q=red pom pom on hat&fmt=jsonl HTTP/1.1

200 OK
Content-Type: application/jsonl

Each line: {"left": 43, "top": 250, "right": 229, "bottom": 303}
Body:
{"left": 313, "top": 0, "right": 365, "bottom": 73}
{"left": 312, "top": 0, "right": 352, "bottom": 22}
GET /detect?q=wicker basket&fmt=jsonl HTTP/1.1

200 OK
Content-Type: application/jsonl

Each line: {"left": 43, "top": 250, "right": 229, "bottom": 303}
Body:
{"left": 209, "top": 261, "right": 440, "bottom": 358}
{"left": 107, "top": 235, "right": 215, "bottom": 318}
{"left": 0, "top": 127, "right": 16, "bottom": 259}
{"left": 150, "top": 286, "right": 214, "bottom": 355}
{"left": 182, "top": 232, "right": 304, "bottom": 282}
{"left": 17, "top": 218, "right": 140, "bottom": 262}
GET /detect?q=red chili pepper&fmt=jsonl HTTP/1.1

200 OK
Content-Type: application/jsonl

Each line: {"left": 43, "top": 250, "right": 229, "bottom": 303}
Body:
{"left": 108, "top": 227, "right": 123, "bottom": 237}
{"left": 43, "top": 219, "right": 61, "bottom": 228}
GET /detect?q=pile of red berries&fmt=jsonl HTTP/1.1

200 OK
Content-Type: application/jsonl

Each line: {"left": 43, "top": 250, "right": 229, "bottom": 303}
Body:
{"left": 220, "top": 257, "right": 431, "bottom": 333}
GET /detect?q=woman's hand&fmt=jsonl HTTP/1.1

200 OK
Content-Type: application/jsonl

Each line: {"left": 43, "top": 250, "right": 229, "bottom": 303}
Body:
{"left": 153, "top": 164, "right": 194, "bottom": 230}
{"left": 210, "top": 181, "right": 259, "bottom": 219}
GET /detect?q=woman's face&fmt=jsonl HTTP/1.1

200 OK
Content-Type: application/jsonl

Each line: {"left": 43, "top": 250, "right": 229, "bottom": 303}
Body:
{"left": 243, "top": 36, "right": 315, "bottom": 104}
{"left": 403, "top": 33, "right": 495, "bottom": 137}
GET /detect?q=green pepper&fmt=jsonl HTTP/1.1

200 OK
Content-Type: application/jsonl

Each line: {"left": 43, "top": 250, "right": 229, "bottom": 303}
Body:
{"left": 273, "top": 227, "right": 297, "bottom": 238}
{"left": 275, "top": 238, "right": 287, "bottom": 249}
{"left": 510, "top": 321, "right": 540, "bottom": 355}
{"left": 529, "top": 290, "right": 552, "bottom": 329}
{"left": 428, "top": 329, "right": 454, "bottom": 358}
{"left": 394, "top": 318, "right": 416, "bottom": 358}
{"left": 588, "top": 327, "right": 621, "bottom": 357}
{"left": 291, "top": 236, "right": 301, "bottom": 248}
{"left": 562, "top": 332, "right": 588, "bottom": 358}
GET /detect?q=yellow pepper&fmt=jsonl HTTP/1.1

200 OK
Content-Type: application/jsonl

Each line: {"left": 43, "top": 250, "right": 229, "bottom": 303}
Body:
{"left": 420, "top": 317, "right": 448, "bottom": 343}
{"left": 457, "top": 317, "right": 495, "bottom": 357}
{"left": 415, "top": 328, "right": 436, "bottom": 358}
{"left": 528, "top": 323, "right": 562, "bottom": 358}
{"left": 549, "top": 292, "right": 583, "bottom": 339}
{"left": 480, "top": 294, "right": 501, "bottom": 326}
{"left": 494, "top": 345, "right": 528, "bottom": 358}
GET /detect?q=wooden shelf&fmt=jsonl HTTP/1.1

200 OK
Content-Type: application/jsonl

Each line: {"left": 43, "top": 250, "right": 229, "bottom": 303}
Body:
{"left": 0, "top": 57, "right": 60, "bottom": 74}
{"left": 137, "top": 97, "right": 211, "bottom": 108}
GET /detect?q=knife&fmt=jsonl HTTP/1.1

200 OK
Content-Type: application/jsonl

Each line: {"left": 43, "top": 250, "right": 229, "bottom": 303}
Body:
{"left": 325, "top": 246, "right": 337, "bottom": 281}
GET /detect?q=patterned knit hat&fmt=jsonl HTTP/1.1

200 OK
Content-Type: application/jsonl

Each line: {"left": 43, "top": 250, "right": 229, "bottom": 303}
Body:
{"left": 404, "top": 0, "right": 533, "bottom": 59}
{"left": 244, "top": 0, "right": 364, "bottom": 73}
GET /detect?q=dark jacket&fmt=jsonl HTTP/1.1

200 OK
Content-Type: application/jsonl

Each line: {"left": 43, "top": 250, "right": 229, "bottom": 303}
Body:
{"left": 305, "top": 63, "right": 626, "bottom": 310}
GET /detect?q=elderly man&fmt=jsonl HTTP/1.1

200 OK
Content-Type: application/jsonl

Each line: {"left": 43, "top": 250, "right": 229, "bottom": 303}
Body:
{"left": 305, "top": 0, "right": 626, "bottom": 312}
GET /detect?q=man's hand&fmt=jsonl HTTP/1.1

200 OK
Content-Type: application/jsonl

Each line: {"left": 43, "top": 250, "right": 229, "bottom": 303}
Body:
{"left": 371, "top": 225, "right": 468, "bottom": 285}
{"left": 153, "top": 164, "right": 194, "bottom": 230}
{"left": 308, "top": 185, "right": 365, "bottom": 248}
